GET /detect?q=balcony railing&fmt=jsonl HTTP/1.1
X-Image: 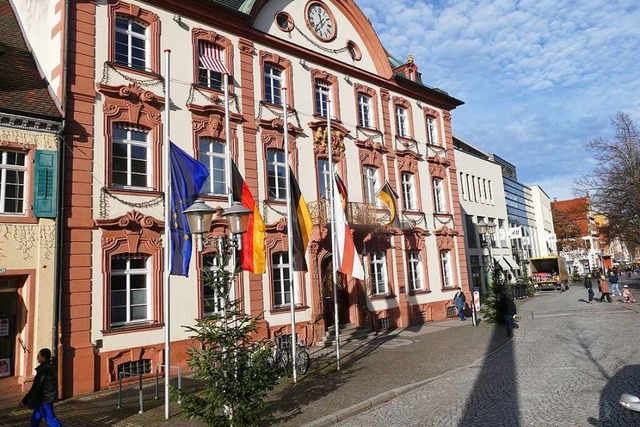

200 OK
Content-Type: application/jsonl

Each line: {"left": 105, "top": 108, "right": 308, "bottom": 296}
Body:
{"left": 308, "top": 199, "right": 379, "bottom": 227}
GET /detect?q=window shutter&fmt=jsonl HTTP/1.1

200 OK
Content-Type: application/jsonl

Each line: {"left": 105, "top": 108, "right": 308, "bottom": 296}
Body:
{"left": 33, "top": 150, "right": 58, "bottom": 218}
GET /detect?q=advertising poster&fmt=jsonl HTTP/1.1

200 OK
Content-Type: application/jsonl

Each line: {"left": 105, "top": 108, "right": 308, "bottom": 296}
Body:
{"left": 0, "top": 358, "right": 9, "bottom": 377}
{"left": 0, "top": 318, "right": 8, "bottom": 337}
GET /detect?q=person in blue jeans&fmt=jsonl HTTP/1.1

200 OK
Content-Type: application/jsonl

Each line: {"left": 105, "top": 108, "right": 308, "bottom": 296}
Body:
{"left": 583, "top": 273, "right": 594, "bottom": 303}
{"left": 499, "top": 292, "right": 517, "bottom": 337}
{"left": 453, "top": 287, "right": 466, "bottom": 321}
{"left": 21, "top": 348, "right": 62, "bottom": 427}
{"left": 609, "top": 271, "right": 620, "bottom": 296}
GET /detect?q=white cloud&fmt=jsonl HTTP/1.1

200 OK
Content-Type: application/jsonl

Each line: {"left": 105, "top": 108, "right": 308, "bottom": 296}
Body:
{"left": 355, "top": 0, "right": 640, "bottom": 192}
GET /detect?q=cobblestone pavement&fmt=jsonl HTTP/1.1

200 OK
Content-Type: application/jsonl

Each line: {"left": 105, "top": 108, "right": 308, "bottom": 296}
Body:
{"left": 338, "top": 277, "right": 640, "bottom": 427}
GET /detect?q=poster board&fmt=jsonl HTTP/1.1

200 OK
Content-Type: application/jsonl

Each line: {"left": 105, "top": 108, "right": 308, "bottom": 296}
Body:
{"left": 0, "top": 358, "right": 9, "bottom": 377}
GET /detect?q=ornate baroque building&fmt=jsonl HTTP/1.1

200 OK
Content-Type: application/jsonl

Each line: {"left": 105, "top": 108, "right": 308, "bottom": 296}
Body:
{"left": 14, "top": 0, "right": 469, "bottom": 396}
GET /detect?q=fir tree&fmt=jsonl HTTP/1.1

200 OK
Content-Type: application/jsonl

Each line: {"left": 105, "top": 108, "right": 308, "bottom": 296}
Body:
{"left": 176, "top": 261, "right": 279, "bottom": 426}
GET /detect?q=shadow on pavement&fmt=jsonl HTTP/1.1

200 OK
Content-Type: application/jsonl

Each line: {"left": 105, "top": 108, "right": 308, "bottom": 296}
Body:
{"left": 588, "top": 365, "right": 640, "bottom": 426}
{"left": 459, "top": 322, "right": 520, "bottom": 427}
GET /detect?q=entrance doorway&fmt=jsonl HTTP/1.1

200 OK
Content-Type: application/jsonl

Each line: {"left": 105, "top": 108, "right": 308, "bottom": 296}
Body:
{"left": 0, "top": 278, "right": 21, "bottom": 379}
{"left": 322, "top": 257, "right": 350, "bottom": 328}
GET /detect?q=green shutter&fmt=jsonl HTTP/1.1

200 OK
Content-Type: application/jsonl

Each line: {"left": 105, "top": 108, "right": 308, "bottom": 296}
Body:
{"left": 33, "top": 150, "right": 58, "bottom": 218}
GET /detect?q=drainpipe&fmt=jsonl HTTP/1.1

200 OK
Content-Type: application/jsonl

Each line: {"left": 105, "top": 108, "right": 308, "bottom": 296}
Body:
{"left": 52, "top": 0, "right": 70, "bottom": 398}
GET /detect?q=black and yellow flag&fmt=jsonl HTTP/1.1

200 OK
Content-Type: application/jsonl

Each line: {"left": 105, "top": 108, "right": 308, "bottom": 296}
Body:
{"left": 376, "top": 181, "right": 401, "bottom": 228}
{"left": 288, "top": 167, "right": 313, "bottom": 271}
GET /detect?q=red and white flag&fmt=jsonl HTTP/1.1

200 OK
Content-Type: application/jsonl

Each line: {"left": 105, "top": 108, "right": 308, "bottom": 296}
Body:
{"left": 198, "top": 41, "right": 229, "bottom": 75}
{"left": 331, "top": 174, "right": 364, "bottom": 279}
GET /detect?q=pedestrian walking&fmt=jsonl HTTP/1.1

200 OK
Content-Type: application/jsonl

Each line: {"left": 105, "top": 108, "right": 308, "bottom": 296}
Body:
{"left": 21, "top": 348, "right": 62, "bottom": 427}
{"left": 609, "top": 271, "right": 620, "bottom": 296}
{"left": 583, "top": 273, "right": 594, "bottom": 303}
{"left": 499, "top": 292, "right": 517, "bottom": 337}
{"left": 453, "top": 287, "right": 466, "bottom": 321}
{"left": 598, "top": 274, "right": 612, "bottom": 303}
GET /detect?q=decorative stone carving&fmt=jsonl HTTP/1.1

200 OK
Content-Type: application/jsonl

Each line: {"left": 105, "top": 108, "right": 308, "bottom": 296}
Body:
{"left": 98, "top": 83, "right": 164, "bottom": 127}
{"left": 397, "top": 150, "right": 423, "bottom": 174}
{"left": 95, "top": 210, "right": 164, "bottom": 253}
{"left": 427, "top": 155, "right": 451, "bottom": 178}
{"left": 434, "top": 225, "right": 458, "bottom": 251}
{"left": 308, "top": 120, "right": 349, "bottom": 161}
{"left": 0, "top": 128, "right": 57, "bottom": 150}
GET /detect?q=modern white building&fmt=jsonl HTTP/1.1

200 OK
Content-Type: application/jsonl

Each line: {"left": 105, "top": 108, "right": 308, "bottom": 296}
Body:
{"left": 530, "top": 185, "right": 556, "bottom": 256}
{"left": 454, "top": 138, "right": 517, "bottom": 294}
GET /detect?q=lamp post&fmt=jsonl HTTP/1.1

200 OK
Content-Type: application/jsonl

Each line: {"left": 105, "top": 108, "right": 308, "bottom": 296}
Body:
{"left": 476, "top": 221, "right": 497, "bottom": 326}
{"left": 184, "top": 200, "right": 252, "bottom": 326}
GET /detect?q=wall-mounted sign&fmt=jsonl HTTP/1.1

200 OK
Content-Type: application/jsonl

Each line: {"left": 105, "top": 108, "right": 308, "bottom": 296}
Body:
{"left": 0, "top": 318, "right": 8, "bottom": 336}
{"left": 509, "top": 227, "right": 522, "bottom": 239}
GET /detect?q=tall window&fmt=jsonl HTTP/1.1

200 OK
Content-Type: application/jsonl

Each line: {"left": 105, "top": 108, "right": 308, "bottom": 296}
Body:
{"left": 407, "top": 251, "right": 423, "bottom": 291}
{"left": 471, "top": 176, "right": 477, "bottom": 202}
{"left": 357, "top": 93, "right": 372, "bottom": 128}
{"left": 317, "top": 158, "right": 331, "bottom": 198}
{"left": 433, "top": 178, "right": 446, "bottom": 212}
{"left": 272, "top": 252, "right": 291, "bottom": 307}
{"left": 267, "top": 149, "right": 287, "bottom": 199}
{"left": 401, "top": 173, "right": 416, "bottom": 210}
{"left": 199, "top": 138, "right": 226, "bottom": 196}
{"left": 112, "top": 126, "right": 150, "bottom": 189}
{"left": 198, "top": 41, "right": 223, "bottom": 90}
{"left": 363, "top": 166, "right": 378, "bottom": 204}
{"left": 440, "top": 250, "right": 453, "bottom": 288}
{"left": 371, "top": 251, "right": 388, "bottom": 295}
{"left": 426, "top": 116, "right": 438, "bottom": 145}
{"left": 0, "top": 150, "right": 26, "bottom": 214}
{"left": 114, "top": 16, "right": 147, "bottom": 71}
{"left": 201, "top": 253, "right": 223, "bottom": 316}
{"left": 264, "top": 63, "right": 284, "bottom": 105}
{"left": 488, "top": 218, "right": 497, "bottom": 247}
{"left": 499, "top": 219, "right": 508, "bottom": 247}
{"left": 314, "top": 79, "right": 331, "bottom": 118}
{"left": 466, "top": 215, "right": 477, "bottom": 248}
{"left": 395, "top": 106, "right": 408, "bottom": 137}
{"left": 482, "top": 179, "right": 488, "bottom": 203}
{"left": 488, "top": 180, "right": 494, "bottom": 204}
{"left": 110, "top": 255, "right": 150, "bottom": 327}
{"left": 459, "top": 172, "right": 466, "bottom": 201}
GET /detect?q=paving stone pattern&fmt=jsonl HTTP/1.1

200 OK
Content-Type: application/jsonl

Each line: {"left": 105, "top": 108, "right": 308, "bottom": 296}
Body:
{"left": 339, "top": 277, "right": 640, "bottom": 427}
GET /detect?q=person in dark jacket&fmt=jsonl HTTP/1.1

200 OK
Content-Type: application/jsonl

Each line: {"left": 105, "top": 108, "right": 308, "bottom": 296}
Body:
{"left": 583, "top": 273, "right": 594, "bottom": 303}
{"left": 499, "top": 293, "right": 517, "bottom": 337}
{"left": 21, "top": 348, "right": 62, "bottom": 427}
{"left": 453, "top": 287, "right": 467, "bottom": 321}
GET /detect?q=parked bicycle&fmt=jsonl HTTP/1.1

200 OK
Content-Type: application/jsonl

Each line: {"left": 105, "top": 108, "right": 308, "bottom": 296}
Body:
{"left": 266, "top": 333, "right": 311, "bottom": 376}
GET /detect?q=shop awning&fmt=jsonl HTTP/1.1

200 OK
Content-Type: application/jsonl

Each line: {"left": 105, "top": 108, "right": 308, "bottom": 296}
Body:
{"left": 497, "top": 257, "right": 510, "bottom": 270}
{"left": 504, "top": 256, "right": 520, "bottom": 270}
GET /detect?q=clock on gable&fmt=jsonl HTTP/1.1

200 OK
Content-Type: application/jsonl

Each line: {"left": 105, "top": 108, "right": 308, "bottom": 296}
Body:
{"left": 305, "top": 1, "right": 337, "bottom": 42}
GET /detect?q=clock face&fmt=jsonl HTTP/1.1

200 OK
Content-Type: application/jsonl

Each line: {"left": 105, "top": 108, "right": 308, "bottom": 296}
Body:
{"left": 306, "top": 2, "right": 336, "bottom": 41}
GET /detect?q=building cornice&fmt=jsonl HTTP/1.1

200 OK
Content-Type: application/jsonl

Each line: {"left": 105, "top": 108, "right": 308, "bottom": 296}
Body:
{"left": 0, "top": 111, "right": 62, "bottom": 134}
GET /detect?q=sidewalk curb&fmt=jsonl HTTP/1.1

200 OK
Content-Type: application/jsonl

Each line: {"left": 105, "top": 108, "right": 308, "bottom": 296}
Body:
{"left": 301, "top": 325, "right": 513, "bottom": 427}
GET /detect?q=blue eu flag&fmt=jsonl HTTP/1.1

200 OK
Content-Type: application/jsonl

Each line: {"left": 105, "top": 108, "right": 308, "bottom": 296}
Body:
{"left": 170, "top": 142, "right": 209, "bottom": 276}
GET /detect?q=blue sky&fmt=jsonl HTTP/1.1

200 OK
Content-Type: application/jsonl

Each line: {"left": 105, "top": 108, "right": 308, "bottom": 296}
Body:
{"left": 355, "top": 0, "right": 640, "bottom": 200}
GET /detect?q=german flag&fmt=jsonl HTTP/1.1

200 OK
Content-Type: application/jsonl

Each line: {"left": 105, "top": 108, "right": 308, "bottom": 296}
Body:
{"left": 231, "top": 161, "right": 266, "bottom": 274}
{"left": 334, "top": 173, "right": 348, "bottom": 213}
{"left": 288, "top": 167, "right": 313, "bottom": 271}
{"left": 376, "top": 181, "right": 401, "bottom": 228}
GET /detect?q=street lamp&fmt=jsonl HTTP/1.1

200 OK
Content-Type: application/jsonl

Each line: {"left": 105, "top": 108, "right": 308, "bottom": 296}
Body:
{"left": 184, "top": 200, "right": 252, "bottom": 327}
{"left": 476, "top": 220, "right": 497, "bottom": 280}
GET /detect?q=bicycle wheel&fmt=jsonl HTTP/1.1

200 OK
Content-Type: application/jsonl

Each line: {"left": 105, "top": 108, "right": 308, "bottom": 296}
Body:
{"left": 295, "top": 349, "right": 310, "bottom": 375}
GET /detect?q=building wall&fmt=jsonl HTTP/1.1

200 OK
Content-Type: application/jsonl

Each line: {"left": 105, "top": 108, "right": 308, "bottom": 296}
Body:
{"left": 29, "top": 0, "right": 469, "bottom": 395}
{"left": 0, "top": 126, "right": 58, "bottom": 393}
{"left": 530, "top": 185, "right": 556, "bottom": 256}
{"left": 454, "top": 147, "right": 514, "bottom": 292}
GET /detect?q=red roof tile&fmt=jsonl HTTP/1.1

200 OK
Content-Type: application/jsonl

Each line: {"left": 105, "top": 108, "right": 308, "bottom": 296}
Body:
{"left": 0, "top": 0, "right": 62, "bottom": 120}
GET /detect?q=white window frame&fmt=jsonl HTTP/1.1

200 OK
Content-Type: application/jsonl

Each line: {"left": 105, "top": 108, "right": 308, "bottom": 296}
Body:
{"left": 407, "top": 251, "right": 423, "bottom": 291}
{"left": 358, "top": 93, "right": 372, "bottom": 128}
{"left": 315, "top": 79, "right": 331, "bottom": 118}
{"left": 488, "top": 180, "right": 494, "bottom": 204}
{"left": 440, "top": 250, "right": 453, "bottom": 288}
{"left": 426, "top": 115, "right": 438, "bottom": 145}
{"left": 363, "top": 166, "right": 378, "bottom": 204}
{"left": 110, "top": 255, "right": 151, "bottom": 327}
{"left": 371, "top": 251, "right": 388, "bottom": 295}
{"left": 317, "top": 158, "right": 331, "bottom": 199}
{"left": 401, "top": 172, "right": 416, "bottom": 210}
{"left": 433, "top": 178, "right": 446, "bottom": 213}
{"left": 199, "top": 137, "right": 226, "bottom": 196}
{"left": 112, "top": 126, "right": 151, "bottom": 189}
{"left": 395, "top": 105, "right": 408, "bottom": 137}
{"left": 114, "top": 15, "right": 148, "bottom": 71}
{"left": 272, "top": 252, "right": 296, "bottom": 307}
{"left": 0, "top": 150, "right": 27, "bottom": 215}
{"left": 201, "top": 253, "right": 224, "bottom": 316}
{"left": 264, "top": 63, "right": 283, "bottom": 106}
{"left": 267, "top": 149, "right": 287, "bottom": 200}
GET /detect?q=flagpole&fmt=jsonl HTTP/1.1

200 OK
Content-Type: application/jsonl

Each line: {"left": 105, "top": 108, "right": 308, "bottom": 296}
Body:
{"left": 326, "top": 101, "right": 341, "bottom": 370}
{"left": 283, "top": 87, "right": 297, "bottom": 384}
{"left": 223, "top": 72, "right": 237, "bottom": 328}
{"left": 163, "top": 49, "right": 172, "bottom": 420}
